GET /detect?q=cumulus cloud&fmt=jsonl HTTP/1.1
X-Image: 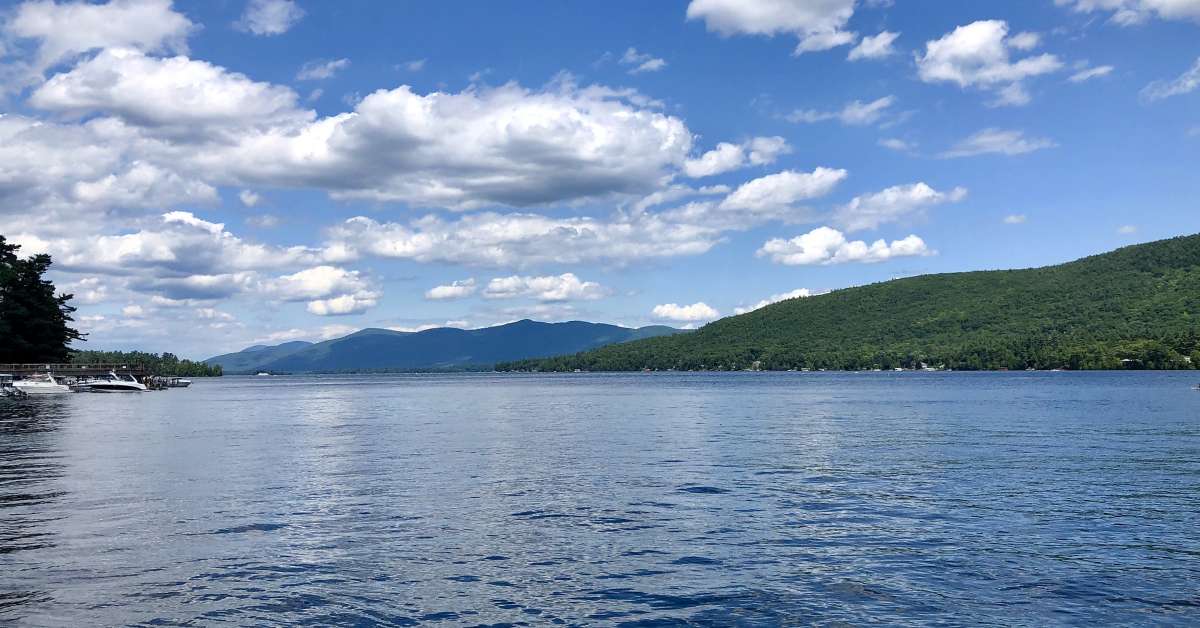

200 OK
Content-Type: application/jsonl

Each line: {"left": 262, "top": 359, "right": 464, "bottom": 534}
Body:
{"left": 13, "top": 212, "right": 322, "bottom": 291}
{"left": 916, "top": 20, "right": 1063, "bottom": 106}
{"left": 483, "top": 273, "right": 607, "bottom": 301}
{"left": 834, "top": 182, "right": 967, "bottom": 232}
{"left": 297, "top": 58, "right": 350, "bottom": 81}
{"left": 682, "top": 136, "right": 791, "bottom": 177}
{"left": 262, "top": 265, "right": 380, "bottom": 316}
{"left": 652, "top": 302, "right": 720, "bottom": 322}
{"left": 734, "top": 288, "right": 814, "bottom": 314}
{"left": 719, "top": 167, "right": 847, "bottom": 214}
{"left": 425, "top": 278, "right": 478, "bottom": 300}
{"left": 1004, "top": 214, "right": 1027, "bottom": 224}
{"left": 940, "top": 128, "right": 1057, "bottom": 158}
{"left": 758, "top": 226, "right": 932, "bottom": 265}
{"left": 1055, "top": 0, "right": 1200, "bottom": 24}
{"left": 323, "top": 210, "right": 725, "bottom": 268}
{"left": 787, "top": 96, "right": 896, "bottom": 125}
{"left": 236, "top": 0, "right": 305, "bottom": 36}
{"left": 847, "top": 31, "right": 899, "bottom": 60}
{"left": 1140, "top": 57, "right": 1200, "bottom": 102}
{"left": 4, "top": 0, "right": 193, "bottom": 72}
{"left": 30, "top": 48, "right": 309, "bottom": 134}
{"left": 620, "top": 48, "right": 667, "bottom": 74}
{"left": 686, "top": 0, "right": 858, "bottom": 54}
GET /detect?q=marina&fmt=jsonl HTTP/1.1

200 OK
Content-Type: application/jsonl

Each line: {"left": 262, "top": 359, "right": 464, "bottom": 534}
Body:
{"left": 0, "top": 364, "right": 191, "bottom": 394}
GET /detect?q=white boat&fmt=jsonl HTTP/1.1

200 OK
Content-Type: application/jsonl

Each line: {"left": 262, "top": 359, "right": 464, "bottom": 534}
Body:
{"left": 82, "top": 371, "right": 148, "bottom": 393}
{"left": 13, "top": 372, "right": 72, "bottom": 395}
{"left": 256, "top": 372, "right": 271, "bottom": 377}
{"left": 166, "top": 377, "right": 192, "bottom": 388}
{"left": 1, "top": 374, "right": 28, "bottom": 398}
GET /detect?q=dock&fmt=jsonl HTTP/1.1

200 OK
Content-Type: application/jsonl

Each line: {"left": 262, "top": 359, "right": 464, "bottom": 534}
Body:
{"left": 0, "top": 363, "right": 149, "bottom": 379}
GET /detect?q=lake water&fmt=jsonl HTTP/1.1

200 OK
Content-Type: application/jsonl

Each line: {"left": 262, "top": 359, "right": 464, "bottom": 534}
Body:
{"left": 1, "top": 372, "right": 1198, "bottom": 626}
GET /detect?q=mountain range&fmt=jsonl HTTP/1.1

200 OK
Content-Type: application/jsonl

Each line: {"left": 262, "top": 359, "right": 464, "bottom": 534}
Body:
{"left": 204, "top": 320, "right": 682, "bottom": 373}
{"left": 499, "top": 234, "right": 1200, "bottom": 372}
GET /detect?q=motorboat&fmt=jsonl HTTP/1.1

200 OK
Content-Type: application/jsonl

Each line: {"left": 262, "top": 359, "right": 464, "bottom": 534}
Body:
{"left": 81, "top": 371, "right": 148, "bottom": 393}
{"left": 166, "top": 377, "right": 192, "bottom": 388}
{"left": 1, "top": 374, "right": 28, "bottom": 398}
{"left": 13, "top": 372, "right": 72, "bottom": 395}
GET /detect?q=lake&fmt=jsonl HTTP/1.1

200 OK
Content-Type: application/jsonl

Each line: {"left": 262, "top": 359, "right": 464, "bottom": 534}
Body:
{"left": 1, "top": 372, "right": 1198, "bottom": 626}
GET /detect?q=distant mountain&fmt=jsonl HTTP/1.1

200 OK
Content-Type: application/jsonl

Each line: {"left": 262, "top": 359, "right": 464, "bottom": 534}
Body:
{"left": 205, "top": 320, "right": 683, "bottom": 373}
{"left": 499, "top": 234, "right": 1200, "bottom": 372}
{"left": 204, "top": 340, "right": 313, "bottom": 373}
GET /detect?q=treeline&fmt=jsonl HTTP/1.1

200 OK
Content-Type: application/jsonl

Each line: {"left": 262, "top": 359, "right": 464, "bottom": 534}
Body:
{"left": 72, "top": 351, "right": 223, "bottom": 377}
{"left": 498, "top": 335, "right": 1200, "bottom": 372}
{"left": 498, "top": 234, "right": 1200, "bottom": 373}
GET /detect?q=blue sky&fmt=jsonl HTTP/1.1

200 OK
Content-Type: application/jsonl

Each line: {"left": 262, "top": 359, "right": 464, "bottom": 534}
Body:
{"left": 1, "top": 0, "right": 1198, "bottom": 358}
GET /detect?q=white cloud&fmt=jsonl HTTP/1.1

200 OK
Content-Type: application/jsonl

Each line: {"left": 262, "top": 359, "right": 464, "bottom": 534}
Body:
{"left": 399, "top": 59, "right": 426, "bottom": 72}
{"left": 122, "top": 304, "right": 146, "bottom": 318}
{"left": 683, "top": 142, "right": 746, "bottom": 178}
{"left": 30, "top": 48, "right": 308, "bottom": 133}
{"left": 297, "top": 58, "right": 350, "bottom": 81}
{"left": 1055, "top": 0, "right": 1200, "bottom": 24}
{"left": 15, "top": 212, "right": 322, "bottom": 294}
{"left": 916, "top": 20, "right": 1063, "bottom": 106}
{"left": 425, "top": 278, "right": 477, "bottom": 300}
{"left": 847, "top": 31, "right": 899, "bottom": 60}
{"left": 246, "top": 214, "right": 279, "bottom": 228}
{"left": 834, "top": 182, "right": 968, "bottom": 232}
{"left": 1140, "top": 57, "right": 1200, "bottom": 102}
{"left": 878, "top": 137, "right": 913, "bottom": 152}
{"left": 190, "top": 78, "right": 694, "bottom": 210}
{"left": 195, "top": 307, "right": 235, "bottom": 322}
{"left": 483, "top": 273, "right": 607, "bottom": 301}
{"left": 683, "top": 136, "right": 790, "bottom": 178}
{"left": 734, "top": 288, "right": 813, "bottom": 314}
{"left": 787, "top": 95, "right": 895, "bottom": 125}
{"left": 1117, "top": 224, "right": 1138, "bottom": 234}
{"left": 652, "top": 302, "right": 720, "bottom": 322}
{"left": 1006, "top": 31, "right": 1041, "bottom": 51}
{"left": 758, "top": 226, "right": 932, "bottom": 265}
{"left": 4, "top": 0, "right": 193, "bottom": 72}
{"left": 941, "top": 129, "right": 1057, "bottom": 158}
{"left": 239, "top": 190, "right": 261, "bottom": 207}
{"left": 236, "top": 0, "right": 305, "bottom": 36}
{"left": 1068, "top": 65, "right": 1114, "bottom": 82}
{"left": 686, "top": 0, "right": 858, "bottom": 54}
{"left": 719, "top": 167, "right": 847, "bottom": 214}
{"left": 324, "top": 211, "right": 721, "bottom": 268}
{"left": 263, "top": 265, "right": 380, "bottom": 316}
{"left": 61, "top": 277, "right": 110, "bottom": 304}
{"left": 1004, "top": 214, "right": 1028, "bottom": 224}
{"left": 620, "top": 47, "right": 667, "bottom": 74}
{"left": 253, "top": 324, "right": 357, "bottom": 344}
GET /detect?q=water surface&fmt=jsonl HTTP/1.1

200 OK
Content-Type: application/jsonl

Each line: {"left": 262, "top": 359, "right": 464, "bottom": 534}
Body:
{"left": 2, "top": 372, "right": 1198, "bottom": 625}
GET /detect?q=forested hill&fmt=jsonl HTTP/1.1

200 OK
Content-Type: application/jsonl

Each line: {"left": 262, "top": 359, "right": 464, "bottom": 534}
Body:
{"left": 499, "top": 234, "right": 1200, "bottom": 372}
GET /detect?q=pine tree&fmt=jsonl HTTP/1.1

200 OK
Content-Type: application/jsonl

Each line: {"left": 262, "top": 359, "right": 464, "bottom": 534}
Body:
{"left": 0, "top": 235, "right": 84, "bottom": 363}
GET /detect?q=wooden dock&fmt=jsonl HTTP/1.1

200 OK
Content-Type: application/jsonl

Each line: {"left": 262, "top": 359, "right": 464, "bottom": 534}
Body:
{"left": 0, "top": 363, "right": 149, "bottom": 379}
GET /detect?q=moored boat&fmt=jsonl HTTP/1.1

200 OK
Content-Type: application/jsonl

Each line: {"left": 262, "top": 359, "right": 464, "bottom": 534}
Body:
{"left": 81, "top": 371, "right": 148, "bottom": 393}
{"left": 13, "top": 372, "right": 71, "bottom": 395}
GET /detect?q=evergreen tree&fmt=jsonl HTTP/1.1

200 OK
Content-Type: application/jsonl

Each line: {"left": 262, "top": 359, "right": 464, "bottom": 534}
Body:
{"left": 0, "top": 235, "right": 83, "bottom": 363}
{"left": 0, "top": 235, "right": 84, "bottom": 362}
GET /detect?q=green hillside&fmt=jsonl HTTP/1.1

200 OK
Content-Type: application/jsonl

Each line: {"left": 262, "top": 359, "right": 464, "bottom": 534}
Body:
{"left": 498, "top": 234, "right": 1200, "bottom": 372}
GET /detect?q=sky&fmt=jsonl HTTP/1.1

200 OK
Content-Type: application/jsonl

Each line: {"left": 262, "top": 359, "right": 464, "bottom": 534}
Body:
{"left": 1, "top": 0, "right": 1198, "bottom": 359}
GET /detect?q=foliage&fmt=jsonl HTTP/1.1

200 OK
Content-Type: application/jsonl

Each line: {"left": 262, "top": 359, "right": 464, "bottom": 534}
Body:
{"left": 0, "top": 235, "right": 83, "bottom": 363}
{"left": 72, "top": 350, "right": 223, "bottom": 377}
{"left": 499, "top": 234, "right": 1200, "bottom": 372}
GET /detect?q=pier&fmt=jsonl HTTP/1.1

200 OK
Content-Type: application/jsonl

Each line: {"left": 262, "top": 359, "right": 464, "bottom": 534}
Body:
{"left": 0, "top": 363, "right": 150, "bottom": 379}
